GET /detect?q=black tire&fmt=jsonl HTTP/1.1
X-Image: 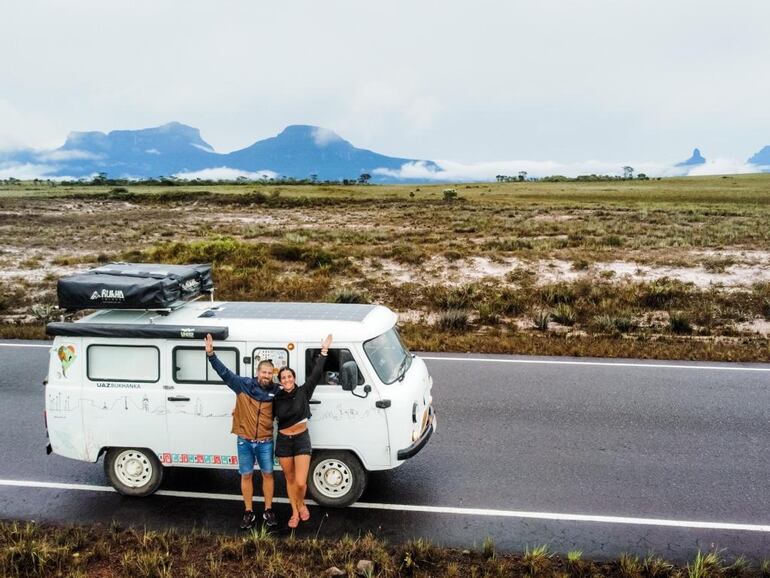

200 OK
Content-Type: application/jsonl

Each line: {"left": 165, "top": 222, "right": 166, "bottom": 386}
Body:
{"left": 308, "top": 450, "right": 368, "bottom": 508}
{"left": 104, "top": 447, "right": 163, "bottom": 497}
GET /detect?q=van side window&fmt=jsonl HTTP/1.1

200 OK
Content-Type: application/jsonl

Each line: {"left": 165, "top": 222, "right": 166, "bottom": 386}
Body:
{"left": 305, "top": 348, "right": 365, "bottom": 386}
{"left": 252, "top": 348, "right": 289, "bottom": 382}
{"left": 87, "top": 344, "right": 159, "bottom": 383}
{"left": 173, "top": 347, "right": 239, "bottom": 384}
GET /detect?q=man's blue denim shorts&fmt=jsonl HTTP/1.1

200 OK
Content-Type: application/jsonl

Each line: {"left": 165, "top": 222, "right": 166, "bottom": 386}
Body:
{"left": 236, "top": 436, "right": 274, "bottom": 475}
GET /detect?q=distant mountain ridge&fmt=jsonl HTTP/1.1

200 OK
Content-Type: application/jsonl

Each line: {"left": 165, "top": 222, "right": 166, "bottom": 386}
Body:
{"left": 747, "top": 146, "right": 770, "bottom": 167}
{"left": 3, "top": 123, "right": 770, "bottom": 180}
{"left": 677, "top": 147, "right": 706, "bottom": 166}
{"left": 0, "top": 122, "right": 437, "bottom": 182}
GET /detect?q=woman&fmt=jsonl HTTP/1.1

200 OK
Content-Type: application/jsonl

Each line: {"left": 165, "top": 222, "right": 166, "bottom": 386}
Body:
{"left": 274, "top": 334, "right": 332, "bottom": 528}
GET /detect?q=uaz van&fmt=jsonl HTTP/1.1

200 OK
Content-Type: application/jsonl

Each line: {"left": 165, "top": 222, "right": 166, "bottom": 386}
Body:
{"left": 44, "top": 264, "right": 436, "bottom": 507}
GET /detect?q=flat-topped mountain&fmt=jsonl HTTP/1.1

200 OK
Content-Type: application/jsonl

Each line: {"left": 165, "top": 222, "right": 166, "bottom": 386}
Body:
{"left": 3, "top": 122, "right": 435, "bottom": 181}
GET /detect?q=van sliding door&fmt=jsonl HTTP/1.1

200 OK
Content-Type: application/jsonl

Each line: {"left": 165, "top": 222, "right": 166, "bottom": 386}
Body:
{"left": 163, "top": 341, "right": 246, "bottom": 468}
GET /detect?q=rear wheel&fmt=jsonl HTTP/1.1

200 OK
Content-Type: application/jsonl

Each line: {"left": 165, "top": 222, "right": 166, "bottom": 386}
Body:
{"left": 104, "top": 448, "right": 163, "bottom": 497}
{"left": 308, "top": 450, "right": 367, "bottom": 508}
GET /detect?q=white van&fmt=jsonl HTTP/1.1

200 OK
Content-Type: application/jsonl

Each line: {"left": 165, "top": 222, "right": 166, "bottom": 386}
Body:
{"left": 45, "top": 300, "right": 436, "bottom": 507}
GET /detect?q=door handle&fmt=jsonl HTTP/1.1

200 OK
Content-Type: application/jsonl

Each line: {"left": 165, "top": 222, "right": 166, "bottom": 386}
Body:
{"left": 375, "top": 399, "right": 391, "bottom": 409}
{"left": 167, "top": 396, "right": 191, "bottom": 402}
{"left": 309, "top": 400, "right": 321, "bottom": 405}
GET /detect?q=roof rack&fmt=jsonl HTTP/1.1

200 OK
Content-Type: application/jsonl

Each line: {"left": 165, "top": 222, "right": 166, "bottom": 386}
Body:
{"left": 46, "top": 322, "right": 228, "bottom": 340}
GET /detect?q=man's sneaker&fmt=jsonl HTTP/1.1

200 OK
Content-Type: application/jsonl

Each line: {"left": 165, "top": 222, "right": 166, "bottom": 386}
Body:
{"left": 262, "top": 508, "right": 277, "bottom": 527}
{"left": 240, "top": 510, "right": 256, "bottom": 530}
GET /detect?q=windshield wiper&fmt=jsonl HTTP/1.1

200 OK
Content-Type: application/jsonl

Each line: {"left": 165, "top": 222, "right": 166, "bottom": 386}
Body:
{"left": 396, "top": 355, "right": 409, "bottom": 382}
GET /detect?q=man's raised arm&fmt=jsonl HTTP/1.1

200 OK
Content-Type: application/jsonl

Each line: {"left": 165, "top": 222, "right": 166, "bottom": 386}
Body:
{"left": 205, "top": 333, "right": 249, "bottom": 394}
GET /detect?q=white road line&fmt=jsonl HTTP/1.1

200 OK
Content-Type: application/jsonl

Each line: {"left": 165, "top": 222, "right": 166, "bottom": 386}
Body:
{"left": 1, "top": 478, "right": 769, "bottom": 533}
{"left": 0, "top": 343, "right": 50, "bottom": 348}
{"left": 421, "top": 356, "right": 770, "bottom": 372}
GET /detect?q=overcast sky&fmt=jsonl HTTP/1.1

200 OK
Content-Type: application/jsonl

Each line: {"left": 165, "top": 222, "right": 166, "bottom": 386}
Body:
{"left": 2, "top": 0, "right": 769, "bottom": 173}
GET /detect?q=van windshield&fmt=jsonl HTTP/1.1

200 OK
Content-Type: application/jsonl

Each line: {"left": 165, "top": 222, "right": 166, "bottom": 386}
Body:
{"left": 364, "top": 328, "right": 412, "bottom": 385}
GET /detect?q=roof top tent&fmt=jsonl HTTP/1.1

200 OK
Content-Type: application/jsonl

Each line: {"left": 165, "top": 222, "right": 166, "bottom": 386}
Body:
{"left": 57, "top": 262, "right": 214, "bottom": 312}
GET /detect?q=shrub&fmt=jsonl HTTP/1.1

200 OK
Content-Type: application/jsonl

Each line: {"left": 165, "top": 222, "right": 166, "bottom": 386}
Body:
{"left": 643, "top": 554, "right": 674, "bottom": 578}
{"left": 269, "top": 243, "right": 304, "bottom": 262}
{"left": 640, "top": 278, "right": 690, "bottom": 309}
{"left": 613, "top": 313, "right": 638, "bottom": 333}
{"left": 539, "top": 283, "right": 575, "bottom": 305}
{"left": 476, "top": 303, "right": 500, "bottom": 325}
{"left": 388, "top": 243, "right": 426, "bottom": 265}
{"left": 426, "top": 284, "right": 478, "bottom": 311}
{"left": 497, "top": 288, "right": 526, "bottom": 315}
{"left": 443, "top": 250, "right": 464, "bottom": 261}
{"left": 442, "top": 188, "right": 458, "bottom": 201}
{"left": 552, "top": 303, "right": 576, "bottom": 326}
{"left": 602, "top": 235, "right": 624, "bottom": 247}
{"left": 145, "top": 237, "right": 267, "bottom": 268}
{"left": 619, "top": 553, "right": 643, "bottom": 578}
{"left": 762, "top": 298, "right": 770, "bottom": 321}
{"left": 532, "top": 309, "right": 551, "bottom": 331}
{"left": 436, "top": 309, "right": 470, "bottom": 331}
{"left": 522, "top": 545, "right": 553, "bottom": 576}
{"left": 669, "top": 311, "right": 693, "bottom": 334}
{"left": 0, "top": 282, "right": 26, "bottom": 313}
{"left": 592, "top": 314, "right": 616, "bottom": 333}
{"left": 331, "top": 289, "right": 367, "bottom": 304}
{"left": 269, "top": 243, "right": 338, "bottom": 270}
{"left": 753, "top": 283, "right": 770, "bottom": 320}
{"left": 572, "top": 259, "right": 590, "bottom": 271}
{"left": 694, "top": 306, "right": 721, "bottom": 329}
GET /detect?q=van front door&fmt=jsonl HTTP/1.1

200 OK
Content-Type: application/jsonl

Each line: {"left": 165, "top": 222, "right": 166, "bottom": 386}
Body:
{"left": 303, "top": 345, "right": 391, "bottom": 469}
{"left": 164, "top": 341, "right": 245, "bottom": 468}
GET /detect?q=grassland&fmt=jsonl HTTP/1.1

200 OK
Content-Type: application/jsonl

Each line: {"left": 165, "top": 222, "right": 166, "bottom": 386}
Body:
{"left": 1, "top": 175, "right": 769, "bottom": 361}
{"left": 1, "top": 519, "right": 765, "bottom": 578}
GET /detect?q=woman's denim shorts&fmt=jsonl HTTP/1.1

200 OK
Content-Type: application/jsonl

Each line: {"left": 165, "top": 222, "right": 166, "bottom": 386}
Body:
{"left": 275, "top": 430, "right": 312, "bottom": 458}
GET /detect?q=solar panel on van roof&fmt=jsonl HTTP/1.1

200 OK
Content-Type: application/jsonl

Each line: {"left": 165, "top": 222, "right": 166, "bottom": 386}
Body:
{"left": 202, "top": 302, "right": 376, "bottom": 321}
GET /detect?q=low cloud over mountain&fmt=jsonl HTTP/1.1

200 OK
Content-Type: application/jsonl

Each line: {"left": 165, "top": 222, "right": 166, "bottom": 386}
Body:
{"left": 0, "top": 122, "right": 437, "bottom": 182}
{"left": 1, "top": 124, "right": 769, "bottom": 182}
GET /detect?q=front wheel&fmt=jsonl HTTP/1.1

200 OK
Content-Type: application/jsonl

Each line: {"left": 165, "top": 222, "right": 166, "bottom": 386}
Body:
{"left": 308, "top": 450, "right": 368, "bottom": 508}
{"left": 104, "top": 447, "right": 163, "bottom": 497}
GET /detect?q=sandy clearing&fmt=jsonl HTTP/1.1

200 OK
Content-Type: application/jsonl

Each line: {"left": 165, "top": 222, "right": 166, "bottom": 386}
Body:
{"left": 366, "top": 256, "right": 770, "bottom": 289}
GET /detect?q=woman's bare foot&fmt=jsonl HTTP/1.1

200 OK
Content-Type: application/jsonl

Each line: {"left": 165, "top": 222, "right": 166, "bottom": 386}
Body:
{"left": 299, "top": 504, "right": 310, "bottom": 522}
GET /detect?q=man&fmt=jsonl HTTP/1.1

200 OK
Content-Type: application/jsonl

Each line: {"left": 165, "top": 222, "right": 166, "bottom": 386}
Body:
{"left": 204, "top": 333, "right": 279, "bottom": 530}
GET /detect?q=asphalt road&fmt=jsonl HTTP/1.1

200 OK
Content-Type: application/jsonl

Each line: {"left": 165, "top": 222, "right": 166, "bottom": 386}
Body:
{"left": 2, "top": 340, "right": 770, "bottom": 562}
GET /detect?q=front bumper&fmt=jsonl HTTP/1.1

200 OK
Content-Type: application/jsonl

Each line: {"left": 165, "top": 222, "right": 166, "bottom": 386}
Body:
{"left": 397, "top": 406, "right": 436, "bottom": 461}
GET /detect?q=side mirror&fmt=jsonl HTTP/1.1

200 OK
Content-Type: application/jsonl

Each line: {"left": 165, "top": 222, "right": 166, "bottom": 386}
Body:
{"left": 339, "top": 360, "right": 360, "bottom": 391}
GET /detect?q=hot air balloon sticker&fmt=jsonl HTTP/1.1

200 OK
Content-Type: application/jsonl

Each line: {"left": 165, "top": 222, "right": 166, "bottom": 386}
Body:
{"left": 57, "top": 345, "right": 76, "bottom": 377}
